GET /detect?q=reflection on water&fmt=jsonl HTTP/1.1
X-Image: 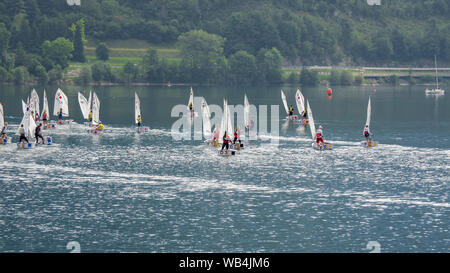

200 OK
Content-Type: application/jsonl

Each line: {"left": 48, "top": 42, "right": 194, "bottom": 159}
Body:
{"left": 0, "top": 85, "right": 449, "bottom": 252}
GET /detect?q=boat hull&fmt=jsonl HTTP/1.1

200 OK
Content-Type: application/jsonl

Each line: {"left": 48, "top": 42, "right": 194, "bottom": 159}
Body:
{"left": 312, "top": 142, "right": 333, "bottom": 150}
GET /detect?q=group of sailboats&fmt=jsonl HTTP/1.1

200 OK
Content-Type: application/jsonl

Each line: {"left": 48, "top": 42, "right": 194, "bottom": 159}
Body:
{"left": 78, "top": 90, "right": 103, "bottom": 134}
{"left": 281, "top": 89, "right": 309, "bottom": 125}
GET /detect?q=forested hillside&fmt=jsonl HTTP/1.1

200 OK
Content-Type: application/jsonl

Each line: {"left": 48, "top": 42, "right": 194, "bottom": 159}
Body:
{"left": 0, "top": 0, "right": 449, "bottom": 85}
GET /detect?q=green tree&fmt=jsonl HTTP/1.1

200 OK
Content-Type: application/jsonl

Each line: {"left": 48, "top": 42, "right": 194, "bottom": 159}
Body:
{"left": 228, "top": 50, "right": 257, "bottom": 85}
{"left": 300, "top": 68, "right": 318, "bottom": 86}
{"left": 42, "top": 38, "right": 74, "bottom": 69}
{"left": 48, "top": 66, "right": 63, "bottom": 84}
{"left": 0, "top": 23, "right": 10, "bottom": 67}
{"left": 77, "top": 67, "right": 92, "bottom": 85}
{"left": 13, "top": 66, "right": 28, "bottom": 85}
{"left": 340, "top": 70, "right": 354, "bottom": 85}
{"left": 96, "top": 42, "right": 109, "bottom": 61}
{"left": 122, "top": 62, "right": 138, "bottom": 82}
{"left": 329, "top": 70, "right": 341, "bottom": 85}
{"left": 0, "top": 66, "right": 8, "bottom": 82}
{"left": 257, "top": 48, "right": 283, "bottom": 84}
{"left": 34, "top": 64, "right": 48, "bottom": 84}
{"left": 71, "top": 19, "right": 86, "bottom": 62}
{"left": 178, "top": 30, "right": 225, "bottom": 83}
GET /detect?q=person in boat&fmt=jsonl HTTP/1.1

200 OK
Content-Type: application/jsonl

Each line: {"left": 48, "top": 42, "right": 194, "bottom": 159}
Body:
{"left": 35, "top": 111, "right": 40, "bottom": 122}
{"left": 363, "top": 125, "right": 372, "bottom": 144}
{"left": 58, "top": 108, "right": 63, "bottom": 122}
{"left": 88, "top": 109, "right": 93, "bottom": 123}
{"left": 233, "top": 127, "right": 241, "bottom": 144}
{"left": 42, "top": 110, "right": 48, "bottom": 127}
{"left": 1, "top": 122, "right": 8, "bottom": 140}
{"left": 35, "top": 123, "right": 44, "bottom": 144}
{"left": 315, "top": 125, "right": 324, "bottom": 146}
{"left": 221, "top": 131, "right": 230, "bottom": 151}
{"left": 212, "top": 128, "right": 219, "bottom": 143}
{"left": 289, "top": 105, "right": 294, "bottom": 117}
{"left": 302, "top": 109, "right": 308, "bottom": 120}
{"left": 96, "top": 121, "right": 104, "bottom": 131}
{"left": 137, "top": 115, "right": 143, "bottom": 127}
{"left": 18, "top": 124, "right": 29, "bottom": 143}
{"left": 188, "top": 102, "right": 194, "bottom": 116}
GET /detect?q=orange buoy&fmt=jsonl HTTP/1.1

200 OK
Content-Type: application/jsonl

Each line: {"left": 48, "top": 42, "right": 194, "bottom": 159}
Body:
{"left": 327, "top": 88, "right": 333, "bottom": 95}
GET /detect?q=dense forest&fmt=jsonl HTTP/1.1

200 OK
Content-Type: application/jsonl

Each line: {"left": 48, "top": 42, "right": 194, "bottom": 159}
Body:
{"left": 0, "top": 0, "right": 449, "bottom": 85}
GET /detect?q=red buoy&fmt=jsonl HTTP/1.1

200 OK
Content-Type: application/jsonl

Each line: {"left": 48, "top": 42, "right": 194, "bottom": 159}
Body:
{"left": 327, "top": 88, "right": 333, "bottom": 95}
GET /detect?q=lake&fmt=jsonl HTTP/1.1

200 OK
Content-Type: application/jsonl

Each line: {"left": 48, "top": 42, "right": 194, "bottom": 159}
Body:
{"left": 0, "top": 84, "right": 449, "bottom": 252}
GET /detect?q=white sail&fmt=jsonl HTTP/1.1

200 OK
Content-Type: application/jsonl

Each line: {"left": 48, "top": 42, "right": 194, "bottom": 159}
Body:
{"left": 295, "top": 89, "right": 305, "bottom": 114}
{"left": 22, "top": 100, "right": 27, "bottom": 115}
{"left": 19, "top": 104, "right": 36, "bottom": 138}
{"left": 365, "top": 97, "right": 371, "bottom": 128}
{"left": 281, "top": 90, "right": 289, "bottom": 115}
{"left": 42, "top": 90, "right": 50, "bottom": 121}
{"left": 244, "top": 94, "right": 250, "bottom": 128}
{"left": 201, "top": 97, "right": 211, "bottom": 138}
{"left": 135, "top": 92, "right": 141, "bottom": 124}
{"left": 53, "top": 88, "right": 69, "bottom": 117}
{"left": 218, "top": 99, "right": 233, "bottom": 144}
{"left": 0, "top": 103, "right": 4, "bottom": 127}
{"left": 88, "top": 91, "right": 92, "bottom": 112}
{"left": 187, "top": 87, "right": 194, "bottom": 111}
{"left": 78, "top": 91, "right": 90, "bottom": 120}
{"left": 30, "top": 89, "right": 40, "bottom": 117}
{"left": 92, "top": 92, "right": 100, "bottom": 124}
{"left": 307, "top": 100, "right": 316, "bottom": 141}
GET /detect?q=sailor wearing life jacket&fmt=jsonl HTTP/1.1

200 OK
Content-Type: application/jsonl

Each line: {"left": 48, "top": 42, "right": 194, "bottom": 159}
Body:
{"left": 363, "top": 125, "right": 371, "bottom": 140}
{"left": 316, "top": 125, "right": 324, "bottom": 144}
{"left": 289, "top": 105, "right": 294, "bottom": 117}
{"left": 221, "top": 131, "right": 229, "bottom": 151}
{"left": 233, "top": 127, "right": 240, "bottom": 144}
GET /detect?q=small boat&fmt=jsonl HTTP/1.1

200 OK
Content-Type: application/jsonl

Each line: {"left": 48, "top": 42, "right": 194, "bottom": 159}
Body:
{"left": 17, "top": 142, "right": 34, "bottom": 149}
{"left": 201, "top": 97, "right": 212, "bottom": 140}
{"left": 41, "top": 90, "right": 54, "bottom": 130}
{"left": 187, "top": 87, "right": 198, "bottom": 118}
{"left": 0, "top": 103, "right": 10, "bottom": 145}
{"left": 281, "top": 90, "right": 298, "bottom": 121}
{"left": 53, "top": 88, "right": 73, "bottom": 125}
{"left": 78, "top": 90, "right": 92, "bottom": 124}
{"left": 307, "top": 100, "right": 332, "bottom": 150}
{"left": 425, "top": 55, "right": 445, "bottom": 96}
{"left": 35, "top": 136, "right": 53, "bottom": 146}
{"left": 135, "top": 92, "right": 150, "bottom": 133}
{"left": 295, "top": 89, "right": 309, "bottom": 125}
{"left": 217, "top": 99, "right": 238, "bottom": 155}
{"left": 87, "top": 128, "right": 104, "bottom": 135}
{"left": 361, "top": 97, "right": 378, "bottom": 148}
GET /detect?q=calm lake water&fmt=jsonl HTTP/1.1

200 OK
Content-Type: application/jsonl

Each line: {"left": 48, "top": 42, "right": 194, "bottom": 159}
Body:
{"left": 0, "top": 84, "right": 449, "bottom": 253}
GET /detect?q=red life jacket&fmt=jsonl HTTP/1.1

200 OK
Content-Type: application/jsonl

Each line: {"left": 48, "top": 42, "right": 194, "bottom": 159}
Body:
{"left": 223, "top": 136, "right": 229, "bottom": 143}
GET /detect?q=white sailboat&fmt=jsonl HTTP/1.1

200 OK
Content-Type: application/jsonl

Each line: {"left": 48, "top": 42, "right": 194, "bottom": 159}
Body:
{"left": 244, "top": 93, "right": 256, "bottom": 138}
{"left": 78, "top": 91, "right": 91, "bottom": 121}
{"left": 135, "top": 92, "right": 149, "bottom": 133}
{"left": 30, "top": 89, "right": 40, "bottom": 120}
{"left": 53, "top": 88, "right": 72, "bottom": 124}
{"left": 87, "top": 92, "right": 103, "bottom": 135}
{"left": 187, "top": 87, "right": 198, "bottom": 118}
{"left": 218, "top": 99, "right": 237, "bottom": 155}
{"left": 361, "top": 97, "right": 377, "bottom": 147}
{"left": 17, "top": 103, "right": 36, "bottom": 149}
{"left": 295, "top": 89, "right": 308, "bottom": 125}
{"left": 281, "top": 90, "right": 298, "bottom": 121}
{"left": 41, "top": 90, "right": 55, "bottom": 129}
{"left": 425, "top": 55, "right": 445, "bottom": 96}
{"left": 307, "top": 100, "right": 332, "bottom": 150}
{"left": 0, "top": 103, "right": 9, "bottom": 144}
{"left": 201, "top": 97, "right": 211, "bottom": 139}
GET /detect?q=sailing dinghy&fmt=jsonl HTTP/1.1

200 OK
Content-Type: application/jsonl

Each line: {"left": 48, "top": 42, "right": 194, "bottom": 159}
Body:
{"left": 201, "top": 97, "right": 214, "bottom": 145}
{"left": 0, "top": 103, "right": 10, "bottom": 144}
{"left": 187, "top": 87, "right": 198, "bottom": 118}
{"left": 17, "top": 103, "right": 36, "bottom": 149}
{"left": 281, "top": 90, "right": 298, "bottom": 121}
{"left": 425, "top": 55, "right": 445, "bottom": 96}
{"left": 135, "top": 92, "right": 149, "bottom": 133}
{"left": 361, "top": 97, "right": 377, "bottom": 148}
{"left": 307, "top": 100, "right": 332, "bottom": 150}
{"left": 41, "top": 90, "right": 55, "bottom": 130}
{"left": 295, "top": 89, "right": 309, "bottom": 125}
{"left": 53, "top": 88, "right": 72, "bottom": 125}
{"left": 86, "top": 92, "right": 104, "bottom": 135}
{"left": 78, "top": 90, "right": 93, "bottom": 126}
{"left": 218, "top": 99, "right": 238, "bottom": 156}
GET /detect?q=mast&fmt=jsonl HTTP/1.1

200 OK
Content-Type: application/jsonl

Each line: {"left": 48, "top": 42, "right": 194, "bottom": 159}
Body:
{"left": 435, "top": 55, "right": 439, "bottom": 90}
